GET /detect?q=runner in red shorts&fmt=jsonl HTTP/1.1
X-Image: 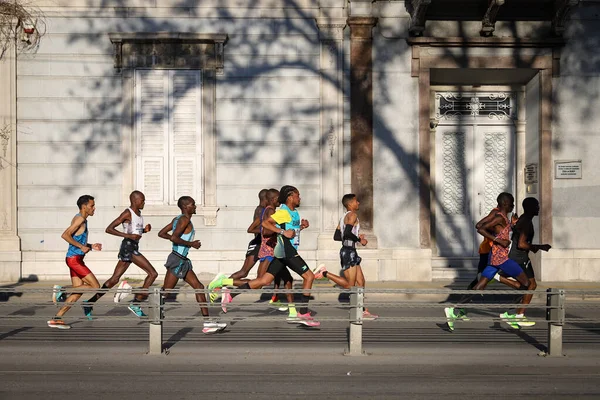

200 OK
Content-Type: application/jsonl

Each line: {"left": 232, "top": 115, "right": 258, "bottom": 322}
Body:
{"left": 47, "top": 195, "right": 102, "bottom": 329}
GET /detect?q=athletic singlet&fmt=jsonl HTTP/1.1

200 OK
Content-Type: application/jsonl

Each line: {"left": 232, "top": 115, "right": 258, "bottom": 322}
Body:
{"left": 66, "top": 213, "right": 88, "bottom": 257}
{"left": 489, "top": 212, "right": 511, "bottom": 266}
{"left": 272, "top": 205, "right": 301, "bottom": 258}
{"left": 478, "top": 207, "right": 499, "bottom": 254}
{"left": 122, "top": 208, "right": 144, "bottom": 237}
{"left": 172, "top": 214, "right": 195, "bottom": 258}
{"left": 258, "top": 206, "right": 278, "bottom": 258}
{"left": 340, "top": 211, "right": 360, "bottom": 248}
{"left": 508, "top": 219, "right": 534, "bottom": 264}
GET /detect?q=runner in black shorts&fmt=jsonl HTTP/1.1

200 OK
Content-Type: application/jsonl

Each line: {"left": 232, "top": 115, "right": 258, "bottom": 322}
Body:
{"left": 209, "top": 189, "right": 268, "bottom": 303}
{"left": 83, "top": 191, "right": 158, "bottom": 318}
{"left": 313, "top": 194, "right": 377, "bottom": 319}
{"left": 208, "top": 186, "right": 320, "bottom": 327}
{"left": 499, "top": 197, "right": 551, "bottom": 328}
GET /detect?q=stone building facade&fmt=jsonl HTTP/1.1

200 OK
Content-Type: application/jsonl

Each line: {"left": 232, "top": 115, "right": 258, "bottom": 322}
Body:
{"left": 0, "top": 0, "right": 598, "bottom": 282}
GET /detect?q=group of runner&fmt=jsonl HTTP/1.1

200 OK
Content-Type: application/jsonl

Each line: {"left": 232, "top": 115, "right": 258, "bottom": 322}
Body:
{"left": 444, "top": 192, "right": 552, "bottom": 331}
{"left": 48, "top": 186, "right": 375, "bottom": 332}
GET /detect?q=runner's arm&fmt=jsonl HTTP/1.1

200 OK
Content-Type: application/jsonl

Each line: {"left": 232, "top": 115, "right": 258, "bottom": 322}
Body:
{"left": 61, "top": 215, "right": 92, "bottom": 253}
{"left": 170, "top": 216, "right": 200, "bottom": 248}
{"left": 105, "top": 209, "right": 140, "bottom": 241}
{"left": 158, "top": 220, "right": 175, "bottom": 240}
{"left": 247, "top": 217, "right": 261, "bottom": 234}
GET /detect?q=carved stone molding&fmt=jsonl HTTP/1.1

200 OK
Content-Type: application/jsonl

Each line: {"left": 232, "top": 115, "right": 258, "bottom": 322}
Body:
{"left": 552, "top": 0, "right": 580, "bottom": 37}
{"left": 315, "top": 18, "right": 346, "bottom": 40}
{"left": 347, "top": 16, "right": 378, "bottom": 40}
{"left": 108, "top": 33, "right": 228, "bottom": 74}
{"left": 409, "top": 0, "right": 432, "bottom": 37}
{"left": 481, "top": 0, "right": 505, "bottom": 37}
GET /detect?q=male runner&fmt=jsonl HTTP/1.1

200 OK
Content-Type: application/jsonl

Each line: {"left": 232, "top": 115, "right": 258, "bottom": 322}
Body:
{"left": 209, "top": 185, "right": 320, "bottom": 327}
{"left": 499, "top": 197, "right": 551, "bottom": 328}
{"left": 48, "top": 195, "right": 102, "bottom": 329}
{"left": 313, "top": 194, "right": 378, "bottom": 319}
{"left": 220, "top": 189, "right": 295, "bottom": 317}
{"left": 158, "top": 196, "right": 226, "bottom": 334}
{"left": 444, "top": 192, "right": 530, "bottom": 331}
{"left": 82, "top": 190, "right": 158, "bottom": 318}
{"left": 229, "top": 189, "right": 269, "bottom": 280}
{"left": 212, "top": 189, "right": 268, "bottom": 304}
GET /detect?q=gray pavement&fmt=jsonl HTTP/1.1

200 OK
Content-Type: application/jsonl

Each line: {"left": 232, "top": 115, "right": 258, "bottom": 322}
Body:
{"left": 1, "top": 279, "right": 600, "bottom": 399}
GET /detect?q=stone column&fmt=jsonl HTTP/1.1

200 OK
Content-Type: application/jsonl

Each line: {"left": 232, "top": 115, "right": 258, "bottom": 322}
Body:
{"left": 347, "top": 16, "right": 377, "bottom": 245}
{"left": 0, "top": 40, "right": 22, "bottom": 281}
{"left": 316, "top": 18, "right": 346, "bottom": 249}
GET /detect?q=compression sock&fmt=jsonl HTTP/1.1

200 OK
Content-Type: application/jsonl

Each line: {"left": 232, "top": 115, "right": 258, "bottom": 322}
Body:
{"left": 288, "top": 304, "right": 297, "bottom": 317}
{"left": 87, "top": 283, "right": 108, "bottom": 303}
{"left": 299, "top": 294, "right": 311, "bottom": 314}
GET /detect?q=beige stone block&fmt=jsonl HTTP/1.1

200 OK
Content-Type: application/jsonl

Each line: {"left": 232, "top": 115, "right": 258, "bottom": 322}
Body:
{"left": 359, "top": 259, "right": 379, "bottom": 282}
{"left": 396, "top": 259, "right": 432, "bottom": 282}
{"left": 17, "top": 55, "right": 114, "bottom": 77}
{"left": 378, "top": 259, "right": 398, "bottom": 281}
{"left": 216, "top": 98, "right": 320, "bottom": 121}
{"left": 540, "top": 258, "right": 576, "bottom": 281}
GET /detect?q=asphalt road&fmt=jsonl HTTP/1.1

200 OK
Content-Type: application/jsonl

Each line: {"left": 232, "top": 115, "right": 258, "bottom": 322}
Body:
{"left": 1, "top": 288, "right": 599, "bottom": 399}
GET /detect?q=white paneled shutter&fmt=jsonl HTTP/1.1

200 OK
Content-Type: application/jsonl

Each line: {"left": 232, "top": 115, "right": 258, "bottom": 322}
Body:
{"left": 136, "top": 70, "right": 202, "bottom": 205}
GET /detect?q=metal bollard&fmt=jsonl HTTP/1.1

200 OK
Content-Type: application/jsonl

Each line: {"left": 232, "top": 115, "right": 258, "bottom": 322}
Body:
{"left": 148, "top": 287, "right": 164, "bottom": 355}
{"left": 546, "top": 288, "right": 565, "bottom": 357}
{"left": 345, "top": 286, "right": 364, "bottom": 356}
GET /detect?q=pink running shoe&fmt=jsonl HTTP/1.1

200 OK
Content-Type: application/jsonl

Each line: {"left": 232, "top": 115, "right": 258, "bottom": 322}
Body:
{"left": 313, "top": 264, "right": 327, "bottom": 280}
{"left": 362, "top": 310, "right": 378, "bottom": 320}
{"left": 221, "top": 288, "right": 232, "bottom": 313}
{"left": 297, "top": 312, "right": 320, "bottom": 327}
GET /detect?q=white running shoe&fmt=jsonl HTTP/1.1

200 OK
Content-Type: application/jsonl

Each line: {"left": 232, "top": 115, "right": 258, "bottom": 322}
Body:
{"left": 202, "top": 321, "right": 227, "bottom": 334}
{"left": 114, "top": 280, "right": 133, "bottom": 303}
{"left": 313, "top": 264, "right": 327, "bottom": 280}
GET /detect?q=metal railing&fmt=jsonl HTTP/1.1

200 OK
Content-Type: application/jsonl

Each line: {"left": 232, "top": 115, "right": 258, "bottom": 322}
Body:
{"left": 0, "top": 285, "right": 593, "bottom": 357}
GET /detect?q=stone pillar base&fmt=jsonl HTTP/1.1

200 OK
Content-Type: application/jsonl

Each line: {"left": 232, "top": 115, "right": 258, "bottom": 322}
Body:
{"left": 0, "top": 250, "right": 22, "bottom": 282}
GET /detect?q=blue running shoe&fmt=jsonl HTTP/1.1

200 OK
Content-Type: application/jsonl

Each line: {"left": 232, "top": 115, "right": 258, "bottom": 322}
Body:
{"left": 52, "top": 285, "right": 66, "bottom": 304}
{"left": 128, "top": 304, "right": 147, "bottom": 318}
{"left": 82, "top": 301, "right": 93, "bottom": 320}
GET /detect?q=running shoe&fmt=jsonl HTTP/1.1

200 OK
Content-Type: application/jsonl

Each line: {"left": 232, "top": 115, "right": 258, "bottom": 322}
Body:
{"left": 221, "top": 288, "right": 232, "bottom": 313}
{"left": 455, "top": 308, "right": 470, "bottom": 321}
{"left": 269, "top": 299, "right": 288, "bottom": 312}
{"left": 313, "top": 264, "right": 327, "bottom": 280}
{"left": 362, "top": 310, "right": 378, "bottom": 320}
{"left": 444, "top": 307, "right": 456, "bottom": 331}
{"left": 499, "top": 312, "right": 520, "bottom": 329}
{"left": 128, "top": 304, "right": 147, "bottom": 318}
{"left": 47, "top": 319, "right": 71, "bottom": 330}
{"left": 82, "top": 301, "right": 93, "bottom": 320}
{"left": 515, "top": 315, "right": 536, "bottom": 327}
{"left": 296, "top": 312, "right": 320, "bottom": 327}
{"left": 202, "top": 321, "right": 227, "bottom": 334}
{"left": 52, "top": 285, "right": 66, "bottom": 304}
{"left": 287, "top": 312, "right": 320, "bottom": 327}
{"left": 208, "top": 273, "right": 227, "bottom": 291}
{"left": 113, "top": 280, "right": 133, "bottom": 303}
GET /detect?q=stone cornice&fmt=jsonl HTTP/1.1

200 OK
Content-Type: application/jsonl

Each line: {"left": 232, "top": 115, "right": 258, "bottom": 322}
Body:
{"left": 347, "top": 16, "right": 378, "bottom": 39}
{"left": 108, "top": 32, "right": 228, "bottom": 43}
{"left": 108, "top": 32, "right": 228, "bottom": 73}
{"left": 315, "top": 18, "right": 347, "bottom": 40}
{"left": 406, "top": 36, "right": 567, "bottom": 48}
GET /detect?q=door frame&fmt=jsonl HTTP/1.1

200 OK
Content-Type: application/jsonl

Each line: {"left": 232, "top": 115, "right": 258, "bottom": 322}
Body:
{"left": 430, "top": 85, "right": 524, "bottom": 258}
{"left": 408, "top": 43, "right": 556, "bottom": 248}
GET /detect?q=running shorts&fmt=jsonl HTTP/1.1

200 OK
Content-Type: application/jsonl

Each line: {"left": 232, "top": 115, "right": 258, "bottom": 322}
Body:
{"left": 481, "top": 258, "right": 525, "bottom": 280}
{"left": 518, "top": 259, "right": 535, "bottom": 279}
{"left": 340, "top": 246, "right": 362, "bottom": 271}
{"left": 65, "top": 255, "right": 92, "bottom": 279}
{"left": 164, "top": 251, "right": 192, "bottom": 279}
{"left": 267, "top": 255, "right": 310, "bottom": 277}
{"left": 245, "top": 236, "right": 261, "bottom": 260}
{"left": 118, "top": 238, "right": 141, "bottom": 262}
